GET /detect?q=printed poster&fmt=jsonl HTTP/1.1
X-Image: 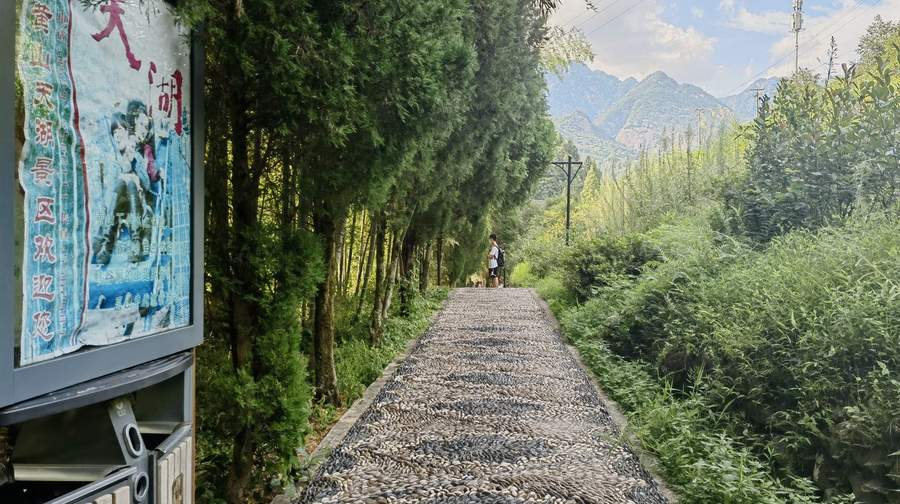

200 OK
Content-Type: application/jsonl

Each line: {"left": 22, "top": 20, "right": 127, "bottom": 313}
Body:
{"left": 16, "top": 0, "right": 192, "bottom": 366}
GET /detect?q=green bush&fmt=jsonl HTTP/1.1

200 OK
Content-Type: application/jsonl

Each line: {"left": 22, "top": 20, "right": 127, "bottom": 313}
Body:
{"left": 559, "top": 233, "right": 659, "bottom": 302}
{"left": 570, "top": 338, "right": 824, "bottom": 504}
{"left": 559, "top": 216, "right": 900, "bottom": 501}
{"left": 659, "top": 217, "right": 900, "bottom": 498}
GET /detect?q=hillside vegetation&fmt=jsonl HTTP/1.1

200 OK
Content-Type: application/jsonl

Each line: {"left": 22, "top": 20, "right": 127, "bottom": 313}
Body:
{"left": 547, "top": 64, "right": 779, "bottom": 159}
{"left": 515, "top": 20, "right": 900, "bottom": 504}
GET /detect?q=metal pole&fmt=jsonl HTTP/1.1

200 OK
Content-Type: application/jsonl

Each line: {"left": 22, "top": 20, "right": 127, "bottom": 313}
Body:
{"left": 753, "top": 87, "right": 763, "bottom": 116}
{"left": 565, "top": 156, "right": 571, "bottom": 247}
{"left": 697, "top": 109, "right": 702, "bottom": 152}
{"left": 791, "top": 1, "right": 803, "bottom": 73}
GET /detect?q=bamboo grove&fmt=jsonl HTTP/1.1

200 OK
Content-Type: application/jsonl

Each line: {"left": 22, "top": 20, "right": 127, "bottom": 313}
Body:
{"left": 168, "top": 1, "right": 571, "bottom": 502}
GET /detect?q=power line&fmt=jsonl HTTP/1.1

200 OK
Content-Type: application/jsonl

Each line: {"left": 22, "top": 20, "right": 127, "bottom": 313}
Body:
{"left": 559, "top": 6, "right": 593, "bottom": 28}
{"left": 573, "top": 0, "right": 627, "bottom": 29}
{"left": 776, "top": 0, "right": 878, "bottom": 74}
{"left": 583, "top": 0, "right": 648, "bottom": 37}
{"left": 723, "top": 0, "right": 873, "bottom": 96}
{"left": 722, "top": 0, "right": 876, "bottom": 96}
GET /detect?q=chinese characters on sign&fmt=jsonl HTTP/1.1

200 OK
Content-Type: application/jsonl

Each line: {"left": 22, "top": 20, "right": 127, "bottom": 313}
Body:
{"left": 17, "top": 0, "right": 192, "bottom": 365}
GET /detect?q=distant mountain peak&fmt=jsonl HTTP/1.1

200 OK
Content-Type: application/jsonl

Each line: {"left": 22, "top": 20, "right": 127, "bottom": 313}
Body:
{"left": 644, "top": 70, "right": 674, "bottom": 82}
{"left": 547, "top": 66, "right": 782, "bottom": 156}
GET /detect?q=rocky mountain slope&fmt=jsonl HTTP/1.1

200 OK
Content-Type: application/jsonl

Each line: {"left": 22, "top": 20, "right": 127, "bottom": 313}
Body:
{"left": 548, "top": 64, "right": 781, "bottom": 158}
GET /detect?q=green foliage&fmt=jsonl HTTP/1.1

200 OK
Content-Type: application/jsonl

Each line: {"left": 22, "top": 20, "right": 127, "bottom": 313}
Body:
{"left": 739, "top": 58, "right": 900, "bottom": 241}
{"left": 541, "top": 26, "right": 594, "bottom": 80}
{"left": 335, "top": 288, "right": 447, "bottom": 403}
{"left": 570, "top": 338, "right": 824, "bottom": 504}
{"left": 857, "top": 15, "right": 900, "bottom": 75}
{"left": 558, "top": 232, "right": 659, "bottom": 302}
{"left": 519, "top": 19, "right": 900, "bottom": 501}
{"left": 197, "top": 226, "right": 324, "bottom": 502}
{"left": 538, "top": 216, "right": 900, "bottom": 500}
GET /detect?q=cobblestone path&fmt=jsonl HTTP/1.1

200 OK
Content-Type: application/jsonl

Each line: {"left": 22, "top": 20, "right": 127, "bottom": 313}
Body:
{"left": 300, "top": 288, "right": 668, "bottom": 504}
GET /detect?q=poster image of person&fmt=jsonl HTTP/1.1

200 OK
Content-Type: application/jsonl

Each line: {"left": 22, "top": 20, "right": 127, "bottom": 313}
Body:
{"left": 92, "top": 109, "right": 152, "bottom": 265}
{"left": 82, "top": 96, "right": 188, "bottom": 345}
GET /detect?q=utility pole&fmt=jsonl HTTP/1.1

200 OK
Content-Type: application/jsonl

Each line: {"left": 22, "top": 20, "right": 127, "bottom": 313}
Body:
{"left": 751, "top": 86, "right": 764, "bottom": 116}
{"left": 551, "top": 156, "right": 583, "bottom": 246}
{"left": 792, "top": 0, "right": 804, "bottom": 73}
{"left": 696, "top": 109, "right": 703, "bottom": 152}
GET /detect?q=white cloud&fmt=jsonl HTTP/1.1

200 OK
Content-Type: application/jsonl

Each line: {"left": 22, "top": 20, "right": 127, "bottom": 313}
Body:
{"left": 717, "top": 0, "right": 791, "bottom": 35}
{"left": 764, "top": 0, "right": 900, "bottom": 78}
{"left": 567, "top": 1, "right": 720, "bottom": 91}
{"left": 744, "top": 58, "right": 754, "bottom": 77}
{"left": 692, "top": 7, "right": 705, "bottom": 19}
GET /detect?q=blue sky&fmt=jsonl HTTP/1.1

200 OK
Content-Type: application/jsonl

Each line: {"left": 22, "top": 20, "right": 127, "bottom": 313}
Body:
{"left": 549, "top": 0, "right": 900, "bottom": 96}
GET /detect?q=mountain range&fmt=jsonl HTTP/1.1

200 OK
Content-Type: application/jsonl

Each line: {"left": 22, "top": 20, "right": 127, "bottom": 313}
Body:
{"left": 547, "top": 64, "right": 780, "bottom": 158}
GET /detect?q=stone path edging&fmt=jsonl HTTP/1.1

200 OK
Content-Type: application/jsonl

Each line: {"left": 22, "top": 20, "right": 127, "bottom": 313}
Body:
{"left": 529, "top": 289, "right": 678, "bottom": 504}
{"left": 272, "top": 300, "right": 447, "bottom": 504}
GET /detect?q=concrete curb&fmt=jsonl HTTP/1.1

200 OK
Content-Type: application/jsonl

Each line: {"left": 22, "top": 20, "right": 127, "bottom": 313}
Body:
{"left": 529, "top": 289, "right": 679, "bottom": 504}
{"left": 271, "top": 298, "right": 447, "bottom": 504}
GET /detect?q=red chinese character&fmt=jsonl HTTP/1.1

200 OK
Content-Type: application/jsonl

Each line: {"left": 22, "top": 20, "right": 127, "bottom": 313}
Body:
{"left": 30, "top": 157, "right": 54, "bottom": 186}
{"left": 34, "top": 118, "right": 54, "bottom": 147}
{"left": 57, "top": 29, "right": 67, "bottom": 42}
{"left": 32, "top": 275, "right": 55, "bottom": 302}
{"left": 91, "top": 0, "right": 141, "bottom": 71}
{"left": 32, "top": 4, "right": 52, "bottom": 34}
{"left": 32, "top": 311, "right": 54, "bottom": 341}
{"left": 34, "top": 235, "right": 57, "bottom": 264}
{"left": 29, "top": 43, "right": 50, "bottom": 71}
{"left": 148, "top": 61, "right": 156, "bottom": 84}
{"left": 157, "top": 70, "right": 184, "bottom": 135}
{"left": 57, "top": 12, "right": 69, "bottom": 26}
{"left": 34, "top": 82, "right": 54, "bottom": 110}
{"left": 35, "top": 197, "right": 55, "bottom": 224}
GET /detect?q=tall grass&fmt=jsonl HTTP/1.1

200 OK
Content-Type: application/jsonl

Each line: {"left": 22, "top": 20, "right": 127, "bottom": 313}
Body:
{"left": 549, "top": 214, "right": 900, "bottom": 502}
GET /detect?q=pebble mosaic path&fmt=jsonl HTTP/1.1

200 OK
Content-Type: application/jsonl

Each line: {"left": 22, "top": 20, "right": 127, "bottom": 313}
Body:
{"left": 299, "top": 288, "right": 668, "bottom": 504}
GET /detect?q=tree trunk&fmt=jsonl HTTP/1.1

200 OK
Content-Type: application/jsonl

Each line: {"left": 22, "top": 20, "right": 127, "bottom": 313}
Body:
{"left": 335, "top": 218, "right": 346, "bottom": 291}
{"left": 436, "top": 234, "right": 443, "bottom": 287}
{"left": 356, "top": 216, "right": 377, "bottom": 319}
{"left": 344, "top": 210, "right": 358, "bottom": 294}
{"left": 419, "top": 242, "right": 431, "bottom": 295}
{"left": 312, "top": 205, "right": 343, "bottom": 406}
{"left": 369, "top": 215, "right": 388, "bottom": 344}
{"left": 354, "top": 212, "right": 369, "bottom": 296}
{"left": 399, "top": 229, "right": 417, "bottom": 317}
{"left": 381, "top": 226, "right": 404, "bottom": 322}
{"left": 224, "top": 108, "right": 261, "bottom": 504}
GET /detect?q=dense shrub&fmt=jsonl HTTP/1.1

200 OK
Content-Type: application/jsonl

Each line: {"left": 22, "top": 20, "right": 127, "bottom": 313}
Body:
{"left": 559, "top": 216, "right": 900, "bottom": 502}
{"left": 568, "top": 337, "right": 824, "bottom": 504}
{"left": 661, "top": 217, "right": 900, "bottom": 500}
{"left": 560, "top": 233, "right": 659, "bottom": 302}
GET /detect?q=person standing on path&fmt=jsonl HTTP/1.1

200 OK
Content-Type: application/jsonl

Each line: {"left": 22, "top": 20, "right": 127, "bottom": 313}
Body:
{"left": 487, "top": 233, "right": 500, "bottom": 288}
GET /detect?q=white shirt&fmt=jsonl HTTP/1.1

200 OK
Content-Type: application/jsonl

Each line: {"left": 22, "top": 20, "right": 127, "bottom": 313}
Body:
{"left": 489, "top": 244, "right": 499, "bottom": 269}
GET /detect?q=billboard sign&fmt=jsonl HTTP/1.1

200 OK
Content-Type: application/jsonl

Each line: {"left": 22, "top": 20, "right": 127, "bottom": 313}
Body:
{"left": 16, "top": 0, "right": 192, "bottom": 366}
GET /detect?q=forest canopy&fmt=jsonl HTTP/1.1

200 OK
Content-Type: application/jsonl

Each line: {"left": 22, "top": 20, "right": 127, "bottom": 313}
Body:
{"left": 172, "top": 0, "right": 565, "bottom": 502}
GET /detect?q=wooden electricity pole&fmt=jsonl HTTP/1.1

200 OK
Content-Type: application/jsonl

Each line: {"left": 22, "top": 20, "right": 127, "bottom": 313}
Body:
{"left": 752, "top": 86, "right": 764, "bottom": 116}
{"left": 551, "top": 156, "right": 583, "bottom": 247}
